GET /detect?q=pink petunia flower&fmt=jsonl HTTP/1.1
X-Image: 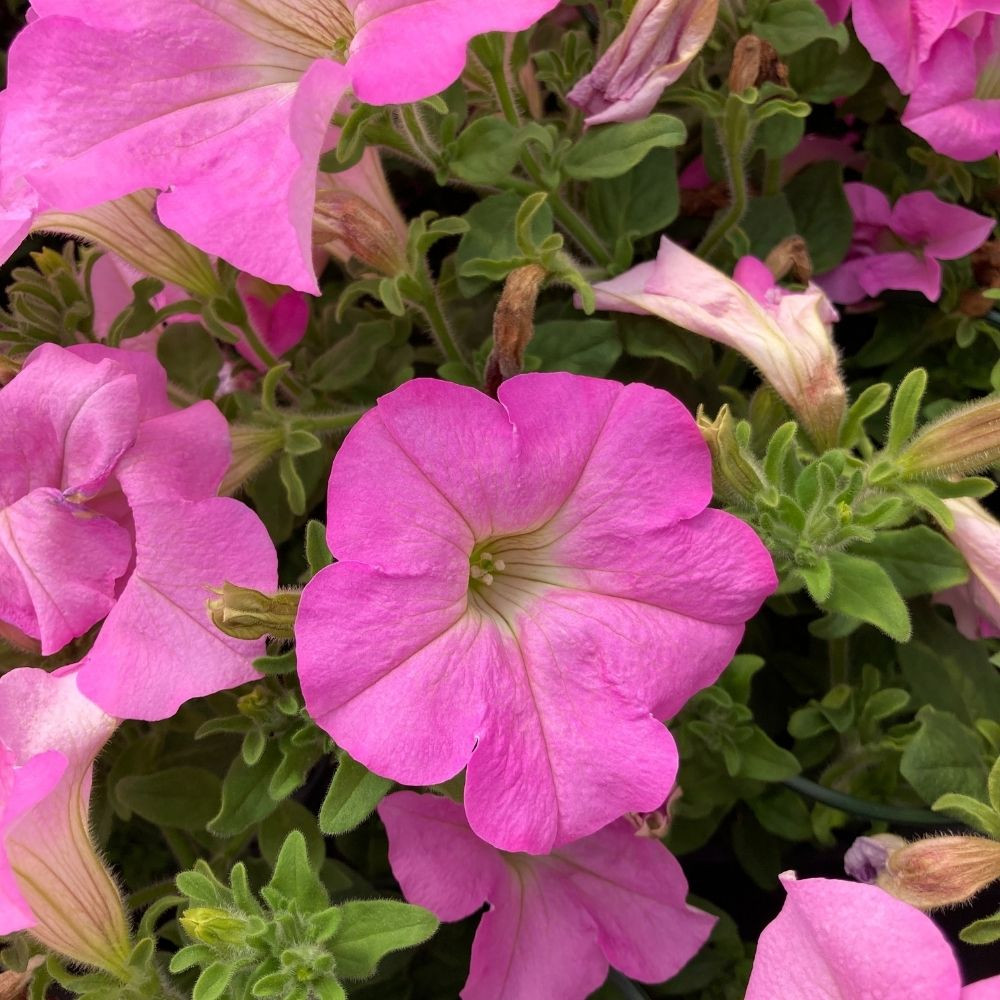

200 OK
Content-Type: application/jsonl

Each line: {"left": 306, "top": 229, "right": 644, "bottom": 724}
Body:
{"left": 819, "top": 183, "right": 994, "bottom": 304}
{"left": 378, "top": 791, "right": 716, "bottom": 1000}
{"left": 746, "top": 872, "right": 1000, "bottom": 999}
{"left": 903, "top": 12, "right": 1000, "bottom": 162}
{"left": 567, "top": 0, "right": 719, "bottom": 125}
{"left": 0, "top": 343, "right": 277, "bottom": 720}
{"left": 590, "top": 238, "right": 847, "bottom": 448}
{"left": 295, "top": 373, "right": 776, "bottom": 853}
{"left": 1, "top": 0, "right": 559, "bottom": 293}
{"left": 0, "top": 667, "right": 130, "bottom": 973}
{"left": 934, "top": 498, "right": 1000, "bottom": 639}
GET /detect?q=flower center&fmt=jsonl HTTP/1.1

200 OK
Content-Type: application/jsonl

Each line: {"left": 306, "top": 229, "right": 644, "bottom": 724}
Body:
{"left": 975, "top": 51, "right": 1000, "bottom": 100}
{"left": 469, "top": 550, "right": 506, "bottom": 588}
{"left": 235, "top": 0, "right": 356, "bottom": 60}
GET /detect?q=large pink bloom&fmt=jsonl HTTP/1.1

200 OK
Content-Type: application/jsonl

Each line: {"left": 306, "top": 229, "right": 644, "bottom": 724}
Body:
{"left": 296, "top": 373, "right": 776, "bottom": 853}
{"left": 590, "top": 238, "right": 846, "bottom": 448}
{"left": 820, "top": 183, "right": 994, "bottom": 304}
{"left": 379, "top": 791, "right": 716, "bottom": 1000}
{"left": 934, "top": 498, "right": 1000, "bottom": 639}
{"left": 0, "top": 344, "right": 277, "bottom": 720}
{"left": 746, "top": 873, "right": 1000, "bottom": 999}
{"left": 0, "top": 667, "right": 130, "bottom": 973}
{"left": 1, "top": 0, "right": 559, "bottom": 292}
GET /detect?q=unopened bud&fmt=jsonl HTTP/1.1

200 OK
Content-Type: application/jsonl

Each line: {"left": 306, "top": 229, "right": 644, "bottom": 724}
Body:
{"left": 866, "top": 835, "right": 1000, "bottom": 910}
{"left": 484, "top": 264, "right": 547, "bottom": 397}
{"left": 898, "top": 395, "right": 1000, "bottom": 478}
{"left": 696, "top": 405, "right": 769, "bottom": 506}
{"left": 844, "top": 833, "right": 906, "bottom": 883}
{"left": 219, "top": 424, "right": 284, "bottom": 496}
{"left": 0, "top": 957, "right": 43, "bottom": 1000}
{"left": 181, "top": 907, "right": 250, "bottom": 947}
{"left": 207, "top": 583, "right": 300, "bottom": 640}
{"left": 765, "top": 236, "right": 813, "bottom": 285}
{"left": 728, "top": 34, "right": 788, "bottom": 92}
{"left": 313, "top": 192, "right": 406, "bottom": 276}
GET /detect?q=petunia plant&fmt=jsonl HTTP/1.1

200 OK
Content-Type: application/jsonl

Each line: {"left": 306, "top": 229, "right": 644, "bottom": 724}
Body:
{"left": 0, "top": 0, "right": 999, "bottom": 998}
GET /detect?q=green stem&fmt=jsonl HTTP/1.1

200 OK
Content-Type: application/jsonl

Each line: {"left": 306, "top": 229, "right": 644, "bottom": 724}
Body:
{"left": 783, "top": 775, "right": 953, "bottom": 827}
{"left": 697, "top": 158, "right": 748, "bottom": 259}
{"left": 296, "top": 410, "right": 367, "bottom": 433}
{"left": 486, "top": 50, "right": 522, "bottom": 128}
{"left": 398, "top": 105, "right": 440, "bottom": 172}
{"left": 236, "top": 315, "right": 305, "bottom": 399}
{"left": 417, "top": 274, "right": 478, "bottom": 383}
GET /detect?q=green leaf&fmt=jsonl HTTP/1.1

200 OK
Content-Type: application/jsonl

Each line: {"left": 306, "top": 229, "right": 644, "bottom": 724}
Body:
{"left": 278, "top": 452, "right": 307, "bottom": 516}
{"left": 586, "top": 147, "right": 679, "bottom": 244}
{"left": 525, "top": 320, "right": 622, "bottom": 377}
{"left": 798, "top": 559, "right": 832, "bottom": 604}
{"left": 752, "top": 0, "right": 848, "bottom": 54}
{"left": 931, "top": 793, "right": 1000, "bottom": 837}
{"left": 305, "top": 519, "right": 333, "bottom": 575}
{"left": 735, "top": 727, "right": 801, "bottom": 781}
{"left": 455, "top": 193, "right": 553, "bottom": 297}
{"left": 448, "top": 119, "right": 522, "bottom": 184}
{"left": 208, "top": 742, "right": 283, "bottom": 836}
{"left": 856, "top": 526, "right": 968, "bottom": 597}
{"left": 741, "top": 194, "right": 797, "bottom": 259}
{"left": 319, "top": 751, "right": 394, "bottom": 835}
{"left": 562, "top": 115, "right": 686, "bottom": 181}
{"left": 901, "top": 707, "right": 990, "bottom": 805}
{"left": 887, "top": 368, "right": 928, "bottom": 455}
{"left": 259, "top": 800, "right": 326, "bottom": 871}
{"left": 193, "top": 963, "right": 233, "bottom": 1000}
{"left": 824, "top": 552, "right": 911, "bottom": 641}
{"left": 960, "top": 911, "right": 1000, "bottom": 946}
{"left": 991, "top": 755, "right": 1000, "bottom": 813}
{"left": 115, "top": 767, "right": 221, "bottom": 831}
{"left": 266, "top": 831, "right": 328, "bottom": 913}
{"left": 620, "top": 316, "right": 713, "bottom": 376}
{"left": 784, "top": 162, "right": 852, "bottom": 272}
{"left": 309, "top": 320, "right": 397, "bottom": 393}
{"left": 331, "top": 900, "right": 439, "bottom": 980}
{"left": 839, "top": 383, "right": 892, "bottom": 448}
{"left": 786, "top": 35, "right": 873, "bottom": 102}
{"left": 156, "top": 323, "right": 221, "bottom": 399}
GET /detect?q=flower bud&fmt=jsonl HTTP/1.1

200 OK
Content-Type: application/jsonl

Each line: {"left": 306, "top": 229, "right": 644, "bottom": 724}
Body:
{"left": 844, "top": 833, "right": 906, "bottom": 883}
{"left": 0, "top": 356, "right": 20, "bottom": 387}
{"left": 208, "top": 583, "right": 300, "bottom": 640}
{"left": 567, "top": 0, "right": 720, "bottom": 125}
{"left": 219, "top": 424, "right": 285, "bottom": 497}
{"left": 484, "top": 264, "right": 547, "bottom": 397}
{"left": 0, "top": 957, "right": 43, "bottom": 1000}
{"left": 696, "top": 405, "right": 769, "bottom": 506}
{"left": 728, "top": 34, "right": 788, "bottom": 92}
{"left": 181, "top": 907, "right": 250, "bottom": 947}
{"left": 898, "top": 396, "right": 1000, "bottom": 478}
{"left": 765, "top": 236, "right": 813, "bottom": 285}
{"left": 36, "top": 190, "right": 221, "bottom": 299}
{"left": 313, "top": 191, "right": 407, "bottom": 276}
{"left": 871, "top": 835, "right": 1000, "bottom": 910}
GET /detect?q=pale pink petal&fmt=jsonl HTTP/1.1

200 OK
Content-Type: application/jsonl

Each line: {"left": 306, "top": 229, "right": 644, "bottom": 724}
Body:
{"left": 378, "top": 791, "right": 509, "bottom": 921}
{"left": 0, "top": 490, "right": 132, "bottom": 654}
{"left": 857, "top": 251, "right": 942, "bottom": 301}
{"left": 890, "top": 191, "right": 995, "bottom": 259}
{"left": 852, "top": 0, "right": 955, "bottom": 92}
{"left": 733, "top": 255, "right": 777, "bottom": 304}
{"left": 1, "top": 344, "right": 140, "bottom": 501}
{"left": 746, "top": 874, "right": 963, "bottom": 1000}
{"left": 902, "top": 23, "right": 1000, "bottom": 162}
{"left": 115, "top": 403, "right": 231, "bottom": 504}
{"left": 5, "top": 2, "right": 349, "bottom": 292}
{"left": 78, "top": 498, "right": 277, "bottom": 720}
{"left": 963, "top": 976, "right": 1000, "bottom": 999}
{"left": 554, "top": 820, "right": 715, "bottom": 982}
{"left": 348, "top": 0, "right": 561, "bottom": 105}
{"left": 66, "top": 344, "right": 173, "bottom": 421}
{"left": 297, "top": 563, "right": 486, "bottom": 786}
{"left": 844, "top": 182, "right": 893, "bottom": 228}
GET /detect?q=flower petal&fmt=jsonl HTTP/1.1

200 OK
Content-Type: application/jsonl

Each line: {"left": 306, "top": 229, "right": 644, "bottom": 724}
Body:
{"left": 78, "top": 498, "right": 276, "bottom": 720}
{"left": 890, "top": 191, "right": 995, "bottom": 260}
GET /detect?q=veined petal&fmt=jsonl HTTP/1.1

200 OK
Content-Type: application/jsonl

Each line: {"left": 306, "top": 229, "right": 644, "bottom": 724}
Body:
{"left": 890, "top": 190, "right": 995, "bottom": 259}
{"left": 78, "top": 498, "right": 277, "bottom": 720}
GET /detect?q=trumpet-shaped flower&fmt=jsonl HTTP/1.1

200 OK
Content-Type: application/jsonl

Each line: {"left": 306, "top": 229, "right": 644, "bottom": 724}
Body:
{"left": 0, "top": 667, "right": 129, "bottom": 973}
{"left": 567, "top": 0, "right": 719, "bottom": 125}
{"left": 296, "top": 373, "right": 776, "bottom": 853}
{"left": 0, "top": 344, "right": 277, "bottom": 719}
{"left": 590, "top": 238, "right": 846, "bottom": 448}
{"left": 746, "top": 872, "right": 1000, "bottom": 999}
{"left": 820, "top": 184, "right": 995, "bottom": 304}
{"left": 378, "top": 791, "right": 716, "bottom": 1000}
{"left": 934, "top": 498, "right": 1000, "bottom": 639}
{"left": 1, "top": 0, "right": 559, "bottom": 292}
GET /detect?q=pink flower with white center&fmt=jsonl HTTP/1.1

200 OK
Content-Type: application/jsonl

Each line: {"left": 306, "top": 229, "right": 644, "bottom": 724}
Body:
{"left": 378, "top": 791, "right": 716, "bottom": 1000}
{"left": 0, "top": 344, "right": 278, "bottom": 720}
{"left": 1, "top": 0, "right": 559, "bottom": 293}
{"left": 933, "top": 498, "right": 1000, "bottom": 639}
{"left": 295, "top": 373, "right": 776, "bottom": 853}
{"left": 903, "top": 12, "right": 1000, "bottom": 161}
{"left": 820, "top": 183, "right": 995, "bottom": 304}
{"left": 567, "top": 0, "right": 720, "bottom": 125}
{"left": 746, "top": 873, "right": 1000, "bottom": 999}
{"left": 0, "top": 667, "right": 130, "bottom": 974}
{"left": 590, "top": 238, "right": 846, "bottom": 449}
